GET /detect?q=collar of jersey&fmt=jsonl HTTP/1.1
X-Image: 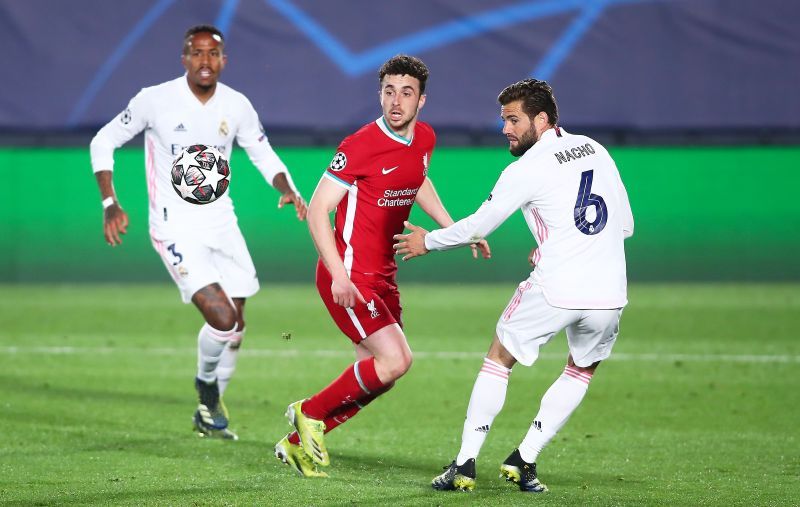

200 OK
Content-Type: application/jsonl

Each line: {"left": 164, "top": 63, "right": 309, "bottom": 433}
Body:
{"left": 181, "top": 73, "right": 218, "bottom": 106}
{"left": 519, "top": 126, "right": 566, "bottom": 160}
{"left": 540, "top": 127, "right": 567, "bottom": 142}
{"left": 377, "top": 117, "right": 413, "bottom": 146}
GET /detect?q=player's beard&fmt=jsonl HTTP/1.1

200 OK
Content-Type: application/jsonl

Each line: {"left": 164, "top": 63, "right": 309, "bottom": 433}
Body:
{"left": 387, "top": 106, "right": 419, "bottom": 135}
{"left": 510, "top": 127, "right": 536, "bottom": 157}
{"left": 195, "top": 81, "right": 216, "bottom": 93}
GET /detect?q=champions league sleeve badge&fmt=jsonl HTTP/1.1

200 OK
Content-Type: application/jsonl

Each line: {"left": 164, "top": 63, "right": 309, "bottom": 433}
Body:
{"left": 330, "top": 151, "right": 347, "bottom": 171}
{"left": 120, "top": 108, "right": 132, "bottom": 125}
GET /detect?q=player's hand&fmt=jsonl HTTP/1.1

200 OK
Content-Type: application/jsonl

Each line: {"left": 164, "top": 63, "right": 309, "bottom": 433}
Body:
{"left": 393, "top": 221, "right": 429, "bottom": 261}
{"left": 278, "top": 191, "right": 308, "bottom": 221}
{"left": 103, "top": 204, "right": 129, "bottom": 247}
{"left": 331, "top": 275, "right": 366, "bottom": 308}
{"left": 528, "top": 247, "right": 538, "bottom": 267}
{"left": 471, "top": 239, "right": 492, "bottom": 260}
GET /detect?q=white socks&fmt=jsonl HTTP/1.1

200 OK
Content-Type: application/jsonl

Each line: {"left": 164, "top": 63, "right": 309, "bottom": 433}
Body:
{"left": 217, "top": 328, "right": 244, "bottom": 395}
{"left": 518, "top": 365, "right": 592, "bottom": 463}
{"left": 196, "top": 323, "right": 236, "bottom": 384}
{"left": 456, "top": 358, "right": 512, "bottom": 466}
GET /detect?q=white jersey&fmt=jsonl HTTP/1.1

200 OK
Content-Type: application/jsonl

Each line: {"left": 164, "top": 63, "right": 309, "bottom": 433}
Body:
{"left": 90, "top": 75, "right": 293, "bottom": 238}
{"left": 425, "top": 127, "right": 633, "bottom": 309}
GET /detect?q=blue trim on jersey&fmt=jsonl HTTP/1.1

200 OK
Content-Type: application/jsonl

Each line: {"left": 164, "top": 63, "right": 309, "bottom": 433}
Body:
{"left": 324, "top": 171, "right": 352, "bottom": 188}
{"left": 380, "top": 116, "right": 412, "bottom": 145}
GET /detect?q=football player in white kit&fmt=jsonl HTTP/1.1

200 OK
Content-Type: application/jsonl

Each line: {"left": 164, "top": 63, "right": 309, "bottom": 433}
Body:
{"left": 90, "top": 25, "right": 307, "bottom": 440}
{"left": 395, "top": 79, "right": 634, "bottom": 492}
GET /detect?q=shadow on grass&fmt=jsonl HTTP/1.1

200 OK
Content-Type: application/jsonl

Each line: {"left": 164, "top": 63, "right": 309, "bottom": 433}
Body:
{"left": 0, "top": 373, "right": 185, "bottom": 406}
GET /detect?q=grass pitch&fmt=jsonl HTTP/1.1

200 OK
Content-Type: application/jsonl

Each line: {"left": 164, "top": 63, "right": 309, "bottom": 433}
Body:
{"left": 0, "top": 283, "right": 798, "bottom": 506}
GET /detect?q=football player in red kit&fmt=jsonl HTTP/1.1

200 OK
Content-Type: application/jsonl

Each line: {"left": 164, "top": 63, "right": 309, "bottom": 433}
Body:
{"left": 274, "top": 55, "right": 490, "bottom": 477}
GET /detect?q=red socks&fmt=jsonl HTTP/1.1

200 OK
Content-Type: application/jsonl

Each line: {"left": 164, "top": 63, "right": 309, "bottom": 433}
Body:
{"left": 287, "top": 382, "right": 394, "bottom": 445}
{"left": 287, "top": 359, "right": 392, "bottom": 445}
{"left": 302, "top": 357, "right": 385, "bottom": 419}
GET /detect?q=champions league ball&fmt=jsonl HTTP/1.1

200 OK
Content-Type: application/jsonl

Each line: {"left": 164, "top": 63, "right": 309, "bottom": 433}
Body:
{"left": 170, "top": 144, "right": 230, "bottom": 205}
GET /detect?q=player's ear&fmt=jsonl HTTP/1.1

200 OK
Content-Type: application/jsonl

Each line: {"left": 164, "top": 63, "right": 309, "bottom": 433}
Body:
{"left": 220, "top": 54, "right": 228, "bottom": 70}
{"left": 537, "top": 112, "right": 549, "bottom": 125}
{"left": 417, "top": 93, "right": 426, "bottom": 110}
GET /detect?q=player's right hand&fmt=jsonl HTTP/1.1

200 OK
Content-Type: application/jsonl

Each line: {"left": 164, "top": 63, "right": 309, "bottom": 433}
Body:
{"left": 278, "top": 191, "right": 308, "bottom": 221}
{"left": 331, "top": 276, "right": 366, "bottom": 308}
{"left": 103, "top": 204, "right": 129, "bottom": 246}
{"left": 471, "top": 239, "right": 492, "bottom": 259}
{"left": 393, "top": 221, "right": 429, "bottom": 261}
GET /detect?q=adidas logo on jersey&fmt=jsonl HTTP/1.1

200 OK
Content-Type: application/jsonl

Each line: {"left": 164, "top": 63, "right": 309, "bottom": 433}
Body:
{"left": 174, "top": 123, "right": 187, "bottom": 132}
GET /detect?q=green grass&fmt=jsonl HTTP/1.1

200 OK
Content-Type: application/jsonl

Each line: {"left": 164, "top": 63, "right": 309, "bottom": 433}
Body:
{"left": 0, "top": 283, "right": 798, "bottom": 506}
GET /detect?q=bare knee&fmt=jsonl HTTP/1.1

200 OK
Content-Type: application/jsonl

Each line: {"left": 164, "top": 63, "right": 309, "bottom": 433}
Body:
{"left": 206, "top": 306, "right": 237, "bottom": 331}
{"left": 192, "top": 284, "right": 237, "bottom": 331}
{"left": 394, "top": 348, "right": 413, "bottom": 377}
{"left": 377, "top": 348, "right": 413, "bottom": 382}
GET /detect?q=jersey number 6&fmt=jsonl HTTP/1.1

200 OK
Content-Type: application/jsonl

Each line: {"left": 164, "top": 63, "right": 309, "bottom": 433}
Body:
{"left": 573, "top": 170, "right": 608, "bottom": 235}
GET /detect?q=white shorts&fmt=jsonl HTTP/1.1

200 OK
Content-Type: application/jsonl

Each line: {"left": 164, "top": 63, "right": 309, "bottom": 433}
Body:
{"left": 495, "top": 281, "right": 623, "bottom": 367}
{"left": 151, "top": 226, "right": 259, "bottom": 303}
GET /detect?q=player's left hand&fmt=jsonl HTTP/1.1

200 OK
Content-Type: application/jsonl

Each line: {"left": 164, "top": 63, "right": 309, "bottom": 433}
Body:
{"left": 278, "top": 191, "right": 308, "bottom": 221}
{"left": 393, "top": 221, "right": 429, "bottom": 261}
{"left": 471, "top": 239, "right": 492, "bottom": 260}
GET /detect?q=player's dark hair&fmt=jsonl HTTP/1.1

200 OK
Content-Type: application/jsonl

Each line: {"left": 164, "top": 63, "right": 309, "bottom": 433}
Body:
{"left": 183, "top": 25, "right": 225, "bottom": 54}
{"left": 498, "top": 79, "right": 558, "bottom": 125}
{"left": 379, "top": 55, "right": 429, "bottom": 94}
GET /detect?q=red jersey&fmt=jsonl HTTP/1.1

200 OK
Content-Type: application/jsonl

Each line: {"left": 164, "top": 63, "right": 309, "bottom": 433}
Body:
{"left": 323, "top": 117, "right": 436, "bottom": 281}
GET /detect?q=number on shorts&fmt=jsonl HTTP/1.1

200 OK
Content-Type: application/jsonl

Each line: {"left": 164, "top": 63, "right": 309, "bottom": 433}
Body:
{"left": 167, "top": 243, "right": 183, "bottom": 265}
{"left": 573, "top": 170, "right": 608, "bottom": 235}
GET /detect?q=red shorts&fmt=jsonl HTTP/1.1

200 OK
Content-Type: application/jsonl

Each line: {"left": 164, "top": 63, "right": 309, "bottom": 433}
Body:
{"left": 316, "top": 260, "right": 403, "bottom": 344}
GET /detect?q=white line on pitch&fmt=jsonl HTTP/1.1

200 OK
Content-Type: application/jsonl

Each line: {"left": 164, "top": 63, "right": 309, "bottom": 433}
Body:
{"left": 1, "top": 346, "right": 798, "bottom": 363}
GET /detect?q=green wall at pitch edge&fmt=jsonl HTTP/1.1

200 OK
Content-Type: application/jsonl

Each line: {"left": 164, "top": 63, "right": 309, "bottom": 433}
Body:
{"left": 4, "top": 146, "right": 799, "bottom": 283}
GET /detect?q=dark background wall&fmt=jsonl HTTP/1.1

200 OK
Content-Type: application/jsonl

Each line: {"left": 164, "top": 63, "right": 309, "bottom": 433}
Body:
{"left": 2, "top": 0, "right": 799, "bottom": 142}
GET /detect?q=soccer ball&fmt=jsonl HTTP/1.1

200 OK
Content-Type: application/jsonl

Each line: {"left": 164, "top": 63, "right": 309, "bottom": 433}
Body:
{"left": 170, "top": 144, "right": 230, "bottom": 205}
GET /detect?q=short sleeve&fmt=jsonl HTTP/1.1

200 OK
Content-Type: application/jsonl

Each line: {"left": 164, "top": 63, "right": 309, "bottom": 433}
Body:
{"left": 323, "top": 132, "right": 371, "bottom": 189}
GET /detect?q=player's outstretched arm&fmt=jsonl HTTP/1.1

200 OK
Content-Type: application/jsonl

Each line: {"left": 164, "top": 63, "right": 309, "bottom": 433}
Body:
{"left": 272, "top": 173, "right": 307, "bottom": 221}
{"left": 94, "top": 170, "right": 128, "bottom": 247}
{"left": 393, "top": 221, "right": 430, "bottom": 261}
{"left": 308, "top": 177, "right": 366, "bottom": 308}
{"left": 415, "top": 178, "right": 491, "bottom": 260}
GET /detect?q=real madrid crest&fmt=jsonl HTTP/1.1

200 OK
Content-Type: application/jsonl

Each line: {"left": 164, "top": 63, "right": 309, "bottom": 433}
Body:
{"left": 422, "top": 152, "right": 429, "bottom": 176}
{"left": 219, "top": 120, "right": 229, "bottom": 136}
